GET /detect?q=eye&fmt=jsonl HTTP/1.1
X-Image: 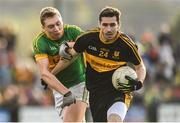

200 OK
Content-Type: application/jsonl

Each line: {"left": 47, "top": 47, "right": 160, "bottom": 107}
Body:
{"left": 102, "top": 23, "right": 116, "bottom": 27}
{"left": 102, "top": 23, "right": 108, "bottom": 27}
{"left": 47, "top": 25, "right": 54, "bottom": 29}
{"left": 110, "top": 23, "right": 116, "bottom": 27}
{"left": 56, "top": 22, "right": 63, "bottom": 29}
{"left": 56, "top": 22, "right": 60, "bottom": 26}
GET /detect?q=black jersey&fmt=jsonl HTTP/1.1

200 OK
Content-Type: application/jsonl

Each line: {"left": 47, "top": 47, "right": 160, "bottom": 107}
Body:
{"left": 74, "top": 27, "right": 141, "bottom": 94}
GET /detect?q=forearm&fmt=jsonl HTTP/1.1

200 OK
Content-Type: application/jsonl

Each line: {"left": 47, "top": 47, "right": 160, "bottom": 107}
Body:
{"left": 68, "top": 47, "right": 79, "bottom": 57}
{"left": 55, "top": 42, "right": 79, "bottom": 74}
{"left": 51, "top": 57, "right": 77, "bottom": 75}
{"left": 41, "top": 71, "right": 69, "bottom": 95}
{"left": 135, "top": 61, "right": 146, "bottom": 83}
{"left": 55, "top": 47, "right": 79, "bottom": 74}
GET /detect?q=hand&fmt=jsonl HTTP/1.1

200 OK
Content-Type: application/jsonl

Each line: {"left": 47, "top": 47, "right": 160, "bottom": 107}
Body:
{"left": 61, "top": 91, "right": 76, "bottom": 108}
{"left": 59, "top": 42, "right": 72, "bottom": 60}
{"left": 41, "top": 79, "right": 48, "bottom": 90}
{"left": 117, "top": 75, "right": 143, "bottom": 93}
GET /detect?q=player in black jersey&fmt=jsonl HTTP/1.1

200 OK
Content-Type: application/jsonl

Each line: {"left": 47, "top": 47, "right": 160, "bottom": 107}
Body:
{"left": 58, "top": 6, "right": 146, "bottom": 122}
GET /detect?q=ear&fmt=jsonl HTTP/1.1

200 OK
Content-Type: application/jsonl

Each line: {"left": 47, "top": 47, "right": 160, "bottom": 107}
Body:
{"left": 42, "top": 25, "right": 45, "bottom": 32}
{"left": 117, "top": 22, "right": 121, "bottom": 30}
{"left": 98, "top": 21, "right": 101, "bottom": 28}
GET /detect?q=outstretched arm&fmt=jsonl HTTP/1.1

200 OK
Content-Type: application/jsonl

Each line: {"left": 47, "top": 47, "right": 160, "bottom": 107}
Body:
{"left": 37, "top": 58, "right": 76, "bottom": 108}
{"left": 51, "top": 57, "right": 76, "bottom": 75}
{"left": 37, "top": 58, "right": 70, "bottom": 95}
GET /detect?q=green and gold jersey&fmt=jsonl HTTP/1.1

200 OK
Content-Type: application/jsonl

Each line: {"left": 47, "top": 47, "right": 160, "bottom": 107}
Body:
{"left": 73, "top": 27, "right": 142, "bottom": 94}
{"left": 33, "top": 24, "right": 85, "bottom": 88}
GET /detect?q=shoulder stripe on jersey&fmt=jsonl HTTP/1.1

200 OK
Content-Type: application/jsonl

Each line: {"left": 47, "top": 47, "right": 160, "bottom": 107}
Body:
{"left": 34, "top": 33, "right": 44, "bottom": 53}
{"left": 35, "top": 54, "right": 48, "bottom": 61}
{"left": 83, "top": 53, "right": 87, "bottom": 68}
{"left": 75, "top": 27, "right": 99, "bottom": 41}
{"left": 119, "top": 34, "right": 141, "bottom": 62}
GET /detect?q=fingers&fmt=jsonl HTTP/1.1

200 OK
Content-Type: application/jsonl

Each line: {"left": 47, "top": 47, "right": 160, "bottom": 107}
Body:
{"left": 64, "top": 42, "right": 69, "bottom": 47}
{"left": 61, "top": 102, "right": 70, "bottom": 108}
{"left": 61, "top": 103, "right": 70, "bottom": 108}
{"left": 41, "top": 79, "right": 48, "bottom": 90}
{"left": 116, "top": 82, "right": 133, "bottom": 93}
{"left": 61, "top": 91, "right": 76, "bottom": 108}
{"left": 125, "top": 75, "right": 133, "bottom": 81}
{"left": 59, "top": 43, "right": 72, "bottom": 60}
{"left": 125, "top": 75, "right": 137, "bottom": 84}
{"left": 61, "top": 99, "right": 76, "bottom": 108}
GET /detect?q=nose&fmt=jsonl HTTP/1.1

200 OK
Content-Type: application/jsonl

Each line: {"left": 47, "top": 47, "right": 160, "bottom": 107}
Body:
{"left": 106, "top": 25, "right": 111, "bottom": 31}
{"left": 54, "top": 25, "right": 59, "bottom": 32}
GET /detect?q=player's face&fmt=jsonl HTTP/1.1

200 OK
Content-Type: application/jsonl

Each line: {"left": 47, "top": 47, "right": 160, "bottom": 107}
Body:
{"left": 42, "top": 14, "right": 63, "bottom": 40}
{"left": 99, "top": 16, "right": 119, "bottom": 40}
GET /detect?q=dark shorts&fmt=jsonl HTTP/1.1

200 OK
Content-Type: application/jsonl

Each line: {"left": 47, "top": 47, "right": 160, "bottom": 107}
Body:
{"left": 89, "top": 89, "right": 132, "bottom": 122}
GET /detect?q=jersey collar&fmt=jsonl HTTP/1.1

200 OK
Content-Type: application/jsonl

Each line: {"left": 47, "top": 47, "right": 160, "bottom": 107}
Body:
{"left": 99, "top": 30, "right": 119, "bottom": 44}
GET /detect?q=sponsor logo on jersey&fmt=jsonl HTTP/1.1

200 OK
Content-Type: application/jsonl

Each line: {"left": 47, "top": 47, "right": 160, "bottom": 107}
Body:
{"left": 88, "top": 45, "right": 97, "bottom": 51}
{"left": 50, "top": 46, "right": 57, "bottom": 50}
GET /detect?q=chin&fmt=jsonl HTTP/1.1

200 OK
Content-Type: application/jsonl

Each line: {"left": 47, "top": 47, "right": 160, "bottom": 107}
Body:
{"left": 54, "top": 35, "right": 62, "bottom": 40}
{"left": 105, "top": 35, "right": 114, "bottom": 40}
{"left": 106, "top": 37, "right": 114, "bottom": 40}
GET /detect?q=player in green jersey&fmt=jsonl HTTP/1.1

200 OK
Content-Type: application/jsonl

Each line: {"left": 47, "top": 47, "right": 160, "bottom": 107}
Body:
{"left": 32, "top": 7, "right": 88, "bottom": 122}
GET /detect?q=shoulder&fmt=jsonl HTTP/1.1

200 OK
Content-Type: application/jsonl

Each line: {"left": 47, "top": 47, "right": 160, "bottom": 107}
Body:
{"left": 33, "top": 32, "right": 47, "bottom": 47}
{"left": 33, "top": 32, "right": 45, "bottom": 42}
{"left": 118, "top": 32, "right": 137, "bottom": 47}
{"left": 119, "top": 33, "right": 133, "bottom": 42}
{"left": 77, "top": 27, "right": 100, "bottom": 39}
{"left": 64, "top": 24, "right": 83, "bottom": 33}
{"left": 86, "top": 27, "right": 100, "bottom": 34}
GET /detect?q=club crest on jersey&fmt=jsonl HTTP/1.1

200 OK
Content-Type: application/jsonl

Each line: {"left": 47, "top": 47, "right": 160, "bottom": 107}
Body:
{"left": 112, "top": 51, "right": 120, "bottom": 59}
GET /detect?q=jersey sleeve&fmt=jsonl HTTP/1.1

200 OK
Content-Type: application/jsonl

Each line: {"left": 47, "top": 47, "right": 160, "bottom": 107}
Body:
{"left": 123, "top": 34, "right": 142, "bottom": 65}
{"left": 32, "top": 36, "right": 48, "bottom": 61}
{"left": 73, "top": 34, "right": 89, "bottom": 53}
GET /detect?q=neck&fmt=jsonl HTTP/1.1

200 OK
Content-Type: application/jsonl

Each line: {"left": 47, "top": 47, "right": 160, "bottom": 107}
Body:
{"left": 99, "top": 31, "right": 119, "bottom": 44}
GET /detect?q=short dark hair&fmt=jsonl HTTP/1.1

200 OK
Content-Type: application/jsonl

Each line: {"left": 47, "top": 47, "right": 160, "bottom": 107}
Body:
{"left": 40, "top": 7, "right": 61, "bottom": 26}
{"left": 99, "top": 6, "right": 121, "bottom": 24}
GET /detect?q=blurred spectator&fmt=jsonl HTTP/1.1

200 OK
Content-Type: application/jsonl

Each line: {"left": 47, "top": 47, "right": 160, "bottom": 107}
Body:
{"left": 140, "top": 31, "right": 159, "bottom": 83}
{"left": 157, "top": 23, "right": 176, "bottom": 82}
{"left": 158, "top": 23, "right": 174, "bottom": 47}
{"left": 0, "top": 25, "right": 54, "bottom": 122}
{"left": 0, "top": 37, "right": 12, "bottom": 88}
{"left": 0, "top": 26, "right": 17, "bottom": 88}
{"left": 1, "top": 84, "right": 19, "bottom": 121}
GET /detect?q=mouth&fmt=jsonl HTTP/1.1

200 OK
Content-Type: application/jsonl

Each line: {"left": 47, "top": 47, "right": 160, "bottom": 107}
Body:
{"left": 51, "top": 32, "right": 62, "bottom": 40}
{"left": 106, "top": 33, "right": 113, "bottom": 37}
{"left": 105, "top": 32, "right": 114, "bottom": 36}
{"left": 54, "top": 31, "right": 61, "bottom": 35}
{"left": 106, "top": 32, "right": 113, "bottom": 35}
{"left": 53, "top": 32, "right": 63, "bottom": 38}
{"left": 104, "top": 33, "right": 116, "bottom": 40}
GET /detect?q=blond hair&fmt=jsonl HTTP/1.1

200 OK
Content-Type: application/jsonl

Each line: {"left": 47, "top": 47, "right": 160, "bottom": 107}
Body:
{"left": 40, "top": 7, "right": 61, "bottom": 26}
